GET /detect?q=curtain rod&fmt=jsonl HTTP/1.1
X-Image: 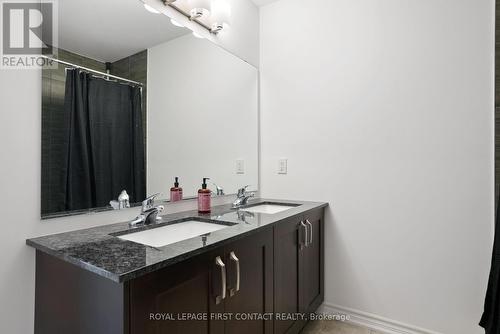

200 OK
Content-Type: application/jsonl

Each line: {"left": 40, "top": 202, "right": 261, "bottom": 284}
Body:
{"left": 40, "top": 55, "right": 144, "bottom": 87}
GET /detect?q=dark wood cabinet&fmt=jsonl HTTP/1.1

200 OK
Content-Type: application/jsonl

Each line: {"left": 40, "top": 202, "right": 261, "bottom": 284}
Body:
{"left": 274, "top": 215, "right": 303, "bottom": 334}
{"left": 34, "top": 207, "right": 324, "bottom": 334}
{"left": 223, "top": 228, "right": 274, "bottom": 334}
{"left": 129, "top": 227, "right": 273, "bottom": 334}
{"left": 274, "top": 208, "right": 324, "bottom": 334}
{"left": 34, "top": 251, "right": 128, "bottom": 334}
{"left": 129, "top": 251, "right": 219, "bottom": 334}
{"left": 299, "top": 209, "right": 324, "bottom": 314}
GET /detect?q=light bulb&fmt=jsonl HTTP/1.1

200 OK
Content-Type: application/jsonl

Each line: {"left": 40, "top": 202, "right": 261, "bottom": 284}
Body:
{"left": 143, "top": 3, "right": 160, "bottom": 14}
{"left": 189, "top": 0, "right": 211, "bottom": 18}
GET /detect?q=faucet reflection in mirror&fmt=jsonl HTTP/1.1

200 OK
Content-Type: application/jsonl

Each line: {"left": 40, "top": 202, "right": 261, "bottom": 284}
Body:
{"left": 110, "top": 190, "right": 131, "bottom": 210}
{"left": 213, "top": 183, "right": 225, "bottom": 196}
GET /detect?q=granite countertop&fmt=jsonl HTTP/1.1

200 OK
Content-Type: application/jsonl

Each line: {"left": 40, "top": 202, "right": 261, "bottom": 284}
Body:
{"left": 27, "top": 198, "right": 328, "bottom": 283}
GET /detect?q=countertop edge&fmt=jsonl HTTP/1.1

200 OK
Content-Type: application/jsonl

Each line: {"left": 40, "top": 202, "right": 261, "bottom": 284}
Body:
{"left": 26, "top": 239, "right": 121, "bottom": 282}
{"left": 27, "top": 200, "right": 328, "bottom": 283}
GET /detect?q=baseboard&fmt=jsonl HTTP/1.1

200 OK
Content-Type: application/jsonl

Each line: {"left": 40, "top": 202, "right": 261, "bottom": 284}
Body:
{"left": 318, "top": 302, "right": 443, "bottom": 334}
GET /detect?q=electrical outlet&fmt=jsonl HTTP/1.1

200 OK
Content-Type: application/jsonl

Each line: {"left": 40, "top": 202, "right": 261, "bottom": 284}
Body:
{"left": 236, "top": 159, "right": 245, "bottom": 174}
{"left": 278, "top": 158, "right": 287, "bottom": 174}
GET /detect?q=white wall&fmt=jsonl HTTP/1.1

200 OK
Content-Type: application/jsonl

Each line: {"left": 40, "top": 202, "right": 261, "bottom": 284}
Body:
{"left": 260, "top": 0, "right": 494, "bottom": 333}
{"left": 147, "top": 34, "right": 259, "bottom": 198}
{"left": 0, "top": 1, "right": 258, "bottom": 332}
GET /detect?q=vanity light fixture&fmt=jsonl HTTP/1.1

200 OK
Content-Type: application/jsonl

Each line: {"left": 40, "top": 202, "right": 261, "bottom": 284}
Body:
{"left": 189, "top": 0, "right": 211, "bottom": 20}
{"left": 161, "top": 0, "right": 230, "bottom": 35}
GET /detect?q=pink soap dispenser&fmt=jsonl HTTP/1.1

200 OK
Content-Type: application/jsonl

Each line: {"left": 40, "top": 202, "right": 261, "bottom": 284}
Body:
{"left": 170, "top": 177, "right": 183, "bottom": 202}
{"left": 198, "top": 178, "right": 211, "bottom": 213}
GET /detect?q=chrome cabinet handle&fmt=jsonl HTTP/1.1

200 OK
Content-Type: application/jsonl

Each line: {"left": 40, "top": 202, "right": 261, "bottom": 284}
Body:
{"left": 229, "top": 251, "right": 240, "bottom": 297}
{"left": 306, "top": 219, "right": 313, "bottom": 245}
{"left": 215, "top": 256, "right": 226, "bottom": 304}
{"left": 300, "top": 221, "right": 309, "bottom": 248}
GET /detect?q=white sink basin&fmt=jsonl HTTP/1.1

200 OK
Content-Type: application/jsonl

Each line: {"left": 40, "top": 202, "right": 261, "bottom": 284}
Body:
{"left": 242, "top": 204, "right": 296, "bottom": 214}
{"left": 118, "top": 220, "right": 230, "bottom": 248}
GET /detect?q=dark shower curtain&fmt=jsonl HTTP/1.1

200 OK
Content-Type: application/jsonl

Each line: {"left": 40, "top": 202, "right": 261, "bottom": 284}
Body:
{"left": 62, "top": 69, "right": 145, "bottom": 211}
{"left": 481, "top": 203, "right": 500, "bottom": 333}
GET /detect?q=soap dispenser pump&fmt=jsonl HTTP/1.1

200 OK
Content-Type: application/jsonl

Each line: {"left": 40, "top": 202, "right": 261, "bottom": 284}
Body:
{"left": 198, "top": 178, "right": 211, "bottom": 213}
{"left": 170, "top": 177, "right": 183, "bottom": 202}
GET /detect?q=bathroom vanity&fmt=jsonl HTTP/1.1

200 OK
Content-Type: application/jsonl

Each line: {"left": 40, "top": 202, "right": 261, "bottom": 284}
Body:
{"left": 27, "top": 199, "right": 326, "bottom": 334}
{"left": 31, "top": 2, "right": 327, "bottom": 334}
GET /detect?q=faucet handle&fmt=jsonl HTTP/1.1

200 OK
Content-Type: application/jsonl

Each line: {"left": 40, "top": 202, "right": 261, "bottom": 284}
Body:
{"left": 142, "top": 193, "right": 160, "bottom": 210}
{"left": 237, "top": 185, "right": 251, "bottom": 196}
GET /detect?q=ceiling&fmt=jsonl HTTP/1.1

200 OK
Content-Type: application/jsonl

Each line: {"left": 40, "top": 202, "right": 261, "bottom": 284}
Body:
{"left": 251, "top": 0, "right": 281, "bottom": 6}
{"left": 58, "top": 0, "right": 189, "bottom": 63}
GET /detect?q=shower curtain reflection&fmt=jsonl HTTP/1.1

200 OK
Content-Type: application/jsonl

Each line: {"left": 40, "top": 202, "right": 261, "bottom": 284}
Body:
{"left": 46, "top": 69, "right": 145, "bottom": 214}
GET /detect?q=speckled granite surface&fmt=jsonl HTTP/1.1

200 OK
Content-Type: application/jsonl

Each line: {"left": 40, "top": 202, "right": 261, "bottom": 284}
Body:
{"left": 27, "top": 199, "right": 327, "bottom": 283}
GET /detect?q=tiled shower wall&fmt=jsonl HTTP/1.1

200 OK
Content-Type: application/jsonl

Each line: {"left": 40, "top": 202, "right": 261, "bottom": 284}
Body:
{"left": 41, "top": 48, "right": 147, "bottom": 215}
{"left": 110, "top": 50, "right": 148, "bottom": 124}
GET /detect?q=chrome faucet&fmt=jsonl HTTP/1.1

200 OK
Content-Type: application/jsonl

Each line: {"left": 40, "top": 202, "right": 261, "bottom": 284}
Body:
{"left": 129, "top": 194, "right": 164, "bottom": 227}
{"left": 232, "top": 185, "right": 255, "bottom": 208}
{"left": 213, "top": 183, "right": 225, "bottom": 196}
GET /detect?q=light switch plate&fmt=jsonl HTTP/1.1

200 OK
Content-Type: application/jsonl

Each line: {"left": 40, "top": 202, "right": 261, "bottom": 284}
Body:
{"left": 236, "top": 159, "right": 245, "bottom": 174}
{"left": 278, "top": 158, "right": 287, "bottom": 174}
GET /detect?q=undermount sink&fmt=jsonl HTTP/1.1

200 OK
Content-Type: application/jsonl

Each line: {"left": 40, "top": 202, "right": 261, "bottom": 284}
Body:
{"left": 117, "top": 220, "right": 234, "bottom": 248}
{"left": 241, "top": 203, "right": 298, "bottom": 214}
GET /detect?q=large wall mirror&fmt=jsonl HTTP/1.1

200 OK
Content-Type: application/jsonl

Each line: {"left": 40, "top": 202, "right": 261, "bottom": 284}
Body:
{"left": 41, "top": 0, "right": 258, "bottom": 218}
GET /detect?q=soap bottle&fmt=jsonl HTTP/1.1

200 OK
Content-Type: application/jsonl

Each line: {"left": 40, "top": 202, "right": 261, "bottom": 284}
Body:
{"left": 170, "top": 177, "right": 183, "bottom": 202}
{"left": 198, "top": 178, "right": 211, "bottom": 213}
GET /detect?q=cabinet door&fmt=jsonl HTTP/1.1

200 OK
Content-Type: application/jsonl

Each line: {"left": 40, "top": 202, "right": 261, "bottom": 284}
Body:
{"left": 129, "top": 250, "right": 224, "bottom": 334}
{"left": 299, "top": 209, "right": 324, "bottom": 314}
{"left": 274, "top": 215, "right": 307, "bottom": 334}
{"left": 224, "top": 228, "right": 274, "bottom": 334}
